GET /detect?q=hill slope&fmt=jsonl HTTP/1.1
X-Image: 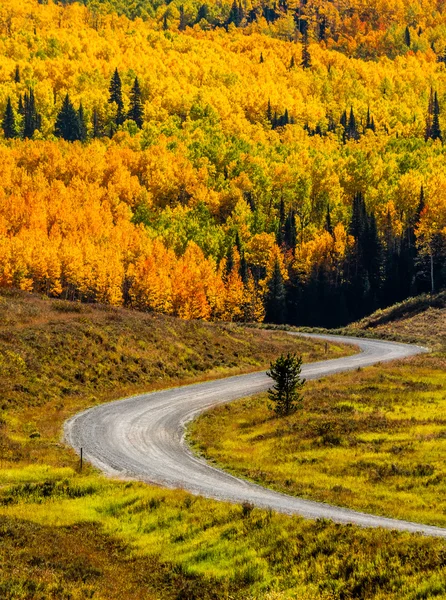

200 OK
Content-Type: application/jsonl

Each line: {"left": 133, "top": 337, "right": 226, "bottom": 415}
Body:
{"left": 344, "top": 291, "right": 446, "bottom": 348}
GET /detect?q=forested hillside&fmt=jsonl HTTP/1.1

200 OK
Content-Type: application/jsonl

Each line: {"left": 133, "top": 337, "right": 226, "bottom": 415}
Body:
{"left": 0, "top": 0, "right": 445, "bottom": 325}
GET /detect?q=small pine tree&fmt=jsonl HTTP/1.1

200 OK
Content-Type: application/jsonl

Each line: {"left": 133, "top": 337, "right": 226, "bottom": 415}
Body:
{"left": 365, "top": 107, "right": 372, "bottom": 130}
{"left": 289, "top": 55, "right": 295, "bottom": 69}
{"left": 225, "top": 244, "right": 235, "bottom": 277}
{"left": 260, "top": 52, "right": 264, "bottom": 63}
{"left": 54, "top": 94, "right": 82, "bottom": 142}
{"left": 404, "top": 26, "right": 411, "bottom": 48}
{"left": 14, "top": 65, "right": 20, "bottom": 83}
{"left": 179, "top": 5, "right": 187, "bottom": 31}
{"left": 347, "top": 106, "right": 359, "bottom": 140}
{"left": 228, "top": 0, "right": 241, "bottom": 26}
{"left": 431, "top": 92, "right": 442, "bottom": 141}
{"left": 284, "top": 210, "right": 297, "bottom": 249}
{"left": 92, "top": 107, "right": 103, "bottom": 138}
{"left": 109, "top": 68, "right": 124, "bottom": 126}
{"left": 267, "top": 353, "right": 305, "bottom": 417}
{"left": 78, "top": 102, "right": 87, "bottom": 141}
{"left": 18, "top": 94, "right": 24, "bottom": 116}
{"left": 266, "top": 99, "right": 272, "bottom": 122}
{"left": 2, "top": 97, "right": 18, "bottom": 139}
{"left": 425, "top": 87, "right": 434, "bottom": 141}
{"left": 23, "top": 89, "right": 40, "bottom": 139}
{"left": 301, "top": 31, "right": 311, "bottom": 69}
{"left": 128, "top": 77, "right": 144, "bottom": 128}
{"left": 324, "top": 205, "right": 333, "bottom": 234}
{"left": 265, "top": 258, "right": 287, "bottom": 323}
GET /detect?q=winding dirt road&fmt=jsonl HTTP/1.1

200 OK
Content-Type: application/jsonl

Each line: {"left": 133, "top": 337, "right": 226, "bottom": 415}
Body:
{"left": 65, "top": 334, "right": 446, "bottom": 537}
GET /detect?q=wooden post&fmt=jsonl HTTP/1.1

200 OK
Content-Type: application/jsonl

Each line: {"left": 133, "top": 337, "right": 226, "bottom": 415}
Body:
{"left": 80, "top": 447, "right": 83, "bottom": 472}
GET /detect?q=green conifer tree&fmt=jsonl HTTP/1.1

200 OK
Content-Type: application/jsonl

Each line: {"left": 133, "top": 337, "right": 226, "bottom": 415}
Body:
{"left": 23, "top": 89, "right": 40, "bottom": 139}
{"left": 431, "top": 92, "right": 442, "bottom": 141}
{"left": 128, "top": 77, "right": 144, "bottom": 128}
{"left": 267, "top": 353, "right": 305, "bottom": 417}
{"left": 324, "top": 205, "right": 333, "bottom": 234}
{"left": 404, "top": 26, "right": 411, "bottom": 47}
{"left": 54, "top": 94, "right": 82, "bottom": 142}
{"left": 2, "top": 97, "right": 18, "bottom": 139}
{"left": 78, "top": 102, "right": 87, "bottom": 141}
{"left": 92, "top": 107, "right": 103, "bottom": 138}
{"left": 265, "top": 258, "right": 287, "bottom": 323}
{"left": 109, "top": 68, "right": 124, "bottom": 126}
{"left": 179, "top": 5, "right": 187, "bottom": 31}
{"left": 301, "top": 31, "right": 311, "bottom": 69}
{"left": 347, "top": 106, "right": 359, "bottom": 140}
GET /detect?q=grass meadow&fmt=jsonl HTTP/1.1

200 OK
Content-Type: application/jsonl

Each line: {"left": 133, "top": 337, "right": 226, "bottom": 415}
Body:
{"left": 190, "top": 353, "right": 446, "bottom": 527}
{"left": 1, "top": 289, "right": 446, "bottom": 598}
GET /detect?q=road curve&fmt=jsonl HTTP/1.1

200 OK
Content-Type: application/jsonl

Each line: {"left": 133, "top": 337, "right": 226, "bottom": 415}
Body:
{"left": 64, "top": 334, "right": 446, "bottom": 538}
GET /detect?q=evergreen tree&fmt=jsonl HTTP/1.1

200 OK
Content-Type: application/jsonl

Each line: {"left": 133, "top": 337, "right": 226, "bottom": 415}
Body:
{"left": 404, "top": 26, "right": 411, "bottom": 47}
{"left": 128, "top": 77, "right": 144, "bottom": 128}
{"left": 365, "top": 107, "right": 373, "bottom": 131}
{"left": 266, "top": 99, "right": 272, "bottom": 122}
{"left": 431, "top": 92, "right": 442, "bottom": 141}
{"left": 417, "top": 185, "right": 425, "bottom": 219}
{"left": 14, "top": 65, "right": 20, "bottom": 83}
{"left": 318, "top": 17, "right": 327, "bottom": 41}
{"left": 267, "top": 353, "right": 305, "bottom": 417}
{"left": 284, "top": 210, "right": 297, "bottom": 249}
{"left": 179, "top": 5, "right": 187, "bottom": 31}
{"left": 347, "top": 192, "right": 382, "bottom": 315}
{"left": 301, "top": 31, "right": 311, "bottom": 69}
{"left": 260, "top": 52, "right": 264, "bottom": 63}
{"left": 289, "top": 55, "right": 295, "bottom": 69}
{"left": 78, "top": 102, "right": 87, "bottom": 141}
{"left": 196, "top": 4, "right": 208, "bottom": 23}
{"left": 54, "top": 94, "right": 82, "bottom": 142}
{"left": 324, "top": 205, "right": 333, "bottom": 234}
{"left": 228, "top": 0, "right": 242, "bottom": 26}
{"left": 225, "top": 244, "right": 234, "bottom": 277}
{"left": 340, "top": 109, "right": 347, "bottom": 129}
{"left": 327, "top": 114, "right": 336, "bottom": 132}
{"left": 92, "top": 107, "right": 103, "bottom": 138}
{"left": 109, "top": 68, "right": 124, "bottom": 126}
{"left": 347, "top": 106, "right": 359, "bottom": 140}
{"left": 265, "top": 259, "right": 287, "bottom": 323}
{"left": 2, "top": 97, "right": 18, "bottom": 139}
{"left": 18, "top": 94, "right": 24, "bottom": 117}
{"left": 425, "top": 88, "right": 434, "bottom": 140}
{"left": 23, "top": 89, "right": 40, "bottom": 139}
{"left": 276, "top": 197, "right": 285, "bottom": 245}
{"left": 239, "top": 252, "right": 249, "bottom": 284}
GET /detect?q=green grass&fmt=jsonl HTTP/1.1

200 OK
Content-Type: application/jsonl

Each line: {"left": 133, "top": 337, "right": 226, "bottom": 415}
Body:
{"left": 2, "top": 288, "right": 446, "bottom": 598}
{"left": 190, "top": 294, "right": 446, "bottom": 528}
{"left": 2, "top": 472, "right": 446, "bottom": 600}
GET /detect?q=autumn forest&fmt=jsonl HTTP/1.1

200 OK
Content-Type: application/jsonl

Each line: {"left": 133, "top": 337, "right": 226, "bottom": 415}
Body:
{"left": 0, "top": 0, "right": 445, "bottom": 326}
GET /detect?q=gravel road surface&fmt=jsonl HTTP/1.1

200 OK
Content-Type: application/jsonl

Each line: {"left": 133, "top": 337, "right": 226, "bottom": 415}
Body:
{"left": 65, "top": 334, "right": 446, "bottom": 537}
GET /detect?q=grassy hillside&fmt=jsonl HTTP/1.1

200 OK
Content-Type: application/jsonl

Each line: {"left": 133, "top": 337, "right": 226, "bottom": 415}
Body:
{"left": 343, "top": 291, "right": 446, "bottom": 349}
{"left": 190, "top": 292, "right": 446, "bottom": 527}
{"left": 0, "top": 287, "right": 348, "bottom": 470}
{"left": 1, "top": 290, "right": 446, "bottom": 599}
